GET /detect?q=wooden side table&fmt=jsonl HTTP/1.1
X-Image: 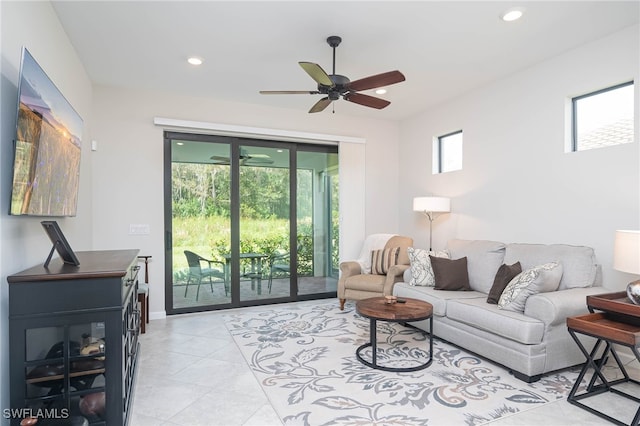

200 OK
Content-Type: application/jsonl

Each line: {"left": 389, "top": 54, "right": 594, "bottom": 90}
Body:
{"left": 566, "top": 299, "right": 640, "bottom": 425}
{"left": 355, "top": 297, "right": 433, "bottom": 372}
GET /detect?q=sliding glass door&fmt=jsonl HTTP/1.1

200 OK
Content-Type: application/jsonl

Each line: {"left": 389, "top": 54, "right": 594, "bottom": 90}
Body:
{"left": 237, "top": 144, "right": 291, "bottom": 303}
{"left": 164, "top": 132, "right": 338, "bottom": 314}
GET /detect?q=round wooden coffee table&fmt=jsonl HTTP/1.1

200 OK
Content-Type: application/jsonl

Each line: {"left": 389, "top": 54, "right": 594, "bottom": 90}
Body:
{"left": 355, "top": 296, "right": 433, "bottom": 372}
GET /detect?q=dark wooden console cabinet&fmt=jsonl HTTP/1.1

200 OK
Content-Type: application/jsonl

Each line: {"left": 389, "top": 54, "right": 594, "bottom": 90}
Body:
{"left": 7, "top": 250, "right": 141, "bottom": 426}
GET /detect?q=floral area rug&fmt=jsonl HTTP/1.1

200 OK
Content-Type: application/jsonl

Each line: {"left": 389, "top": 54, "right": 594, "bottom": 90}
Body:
{"left": 224, "top": 301, "right": 579, "bottom": 426}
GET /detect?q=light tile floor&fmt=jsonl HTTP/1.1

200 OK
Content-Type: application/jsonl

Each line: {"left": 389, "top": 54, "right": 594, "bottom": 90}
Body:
{"left": 130, "top": 301, "right": 640, "bottom": 426}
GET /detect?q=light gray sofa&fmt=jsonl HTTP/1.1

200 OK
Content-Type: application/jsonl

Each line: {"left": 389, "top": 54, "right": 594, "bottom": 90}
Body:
{"left": 392, "top": 239, "right": 605, "bottom": 382}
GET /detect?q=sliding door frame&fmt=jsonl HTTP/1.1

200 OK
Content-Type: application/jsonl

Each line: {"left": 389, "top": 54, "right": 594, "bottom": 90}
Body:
{"left": 164, "top": 131, "right": 336, "bottom": 315}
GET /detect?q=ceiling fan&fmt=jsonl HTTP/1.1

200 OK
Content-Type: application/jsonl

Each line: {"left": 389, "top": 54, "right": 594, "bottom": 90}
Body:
{"left": 260, "top": 36, "right": 405, "bottom": 113}
{"left": 210, "top": 148, "right": 274, "bottom": 166}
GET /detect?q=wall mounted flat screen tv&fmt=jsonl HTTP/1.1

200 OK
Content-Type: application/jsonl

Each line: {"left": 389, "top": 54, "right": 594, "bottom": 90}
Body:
{"left": 9, "top": 47, "right": 83, "bottom": 216}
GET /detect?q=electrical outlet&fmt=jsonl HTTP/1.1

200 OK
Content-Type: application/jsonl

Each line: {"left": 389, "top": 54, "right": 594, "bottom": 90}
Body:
{"left": 129, "top": 224, "right": 150, "bottom": 235}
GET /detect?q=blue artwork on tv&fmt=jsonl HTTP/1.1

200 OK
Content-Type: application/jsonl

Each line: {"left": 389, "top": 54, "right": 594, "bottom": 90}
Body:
{"left": 10, "top": 47, "right": 83, "bottom": 216}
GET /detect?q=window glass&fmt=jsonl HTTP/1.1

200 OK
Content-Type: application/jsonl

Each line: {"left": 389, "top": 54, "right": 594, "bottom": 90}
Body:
{"left": 573, "top": 82, "right": 634, "bottom": 151}
{"left": 437, "top": 131, "right": 463, "bottom": 173}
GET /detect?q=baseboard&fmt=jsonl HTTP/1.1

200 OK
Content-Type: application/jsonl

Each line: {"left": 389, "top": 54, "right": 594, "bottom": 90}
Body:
{"left": 149, "top": 311, "right": 167, "bottom": 320}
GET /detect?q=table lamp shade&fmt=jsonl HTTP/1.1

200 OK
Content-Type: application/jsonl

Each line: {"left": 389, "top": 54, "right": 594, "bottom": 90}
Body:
{"left": 413, "top": 197, "right": 450, "bottom": 213}
{"left": 613, "top": 230, "right": 640, "bottom": 275}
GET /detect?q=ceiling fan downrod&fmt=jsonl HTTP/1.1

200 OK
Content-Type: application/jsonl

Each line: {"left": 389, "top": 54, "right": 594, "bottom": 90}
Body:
{"left": 327, "top": 36, "right": 341, "bottom": 75}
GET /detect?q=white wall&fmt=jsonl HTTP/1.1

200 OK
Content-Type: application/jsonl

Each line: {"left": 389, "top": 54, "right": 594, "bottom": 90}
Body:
{"left": 90, "top": 86, "right": 401, "bottom": 318}
{"left": 0, "top": 1, "right": 94, "bottom": 421}
{"left": 399, "top": 25, "right": 640, "bottom": 291}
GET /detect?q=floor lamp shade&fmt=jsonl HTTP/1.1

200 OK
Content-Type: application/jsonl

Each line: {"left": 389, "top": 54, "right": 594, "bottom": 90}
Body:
{"left": 413, "top": 197, "right": 450, "bottom": 213}
{"left": 613, "top": 230, "right": 640, "bottom": 304}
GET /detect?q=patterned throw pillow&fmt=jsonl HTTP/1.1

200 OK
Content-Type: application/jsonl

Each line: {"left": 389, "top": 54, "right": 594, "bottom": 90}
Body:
{"left": 408, "top": 247, "right": 450, "bottom": 286}
{"left": 498, "top": 262, "right": 563, "bottom": 312}
{"left": 370, "top": 247, "right": 400, "bottom": 275}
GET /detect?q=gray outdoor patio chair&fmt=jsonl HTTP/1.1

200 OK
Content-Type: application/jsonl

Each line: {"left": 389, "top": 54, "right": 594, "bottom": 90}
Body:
{"left": 184, "top": 250, "right": 227, "bottom": 300}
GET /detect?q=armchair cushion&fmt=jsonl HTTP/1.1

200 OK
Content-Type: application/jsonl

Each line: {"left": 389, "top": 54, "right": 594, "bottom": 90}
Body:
{"left": 371, "top": 247, "right": 400, "bottom": 275}
{"left": 355, "top": 234, "right": 396, "bottom": 274}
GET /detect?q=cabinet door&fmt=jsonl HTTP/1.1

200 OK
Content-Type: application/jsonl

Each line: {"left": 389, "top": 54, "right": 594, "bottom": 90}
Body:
{"left": 19, "top": 321, "right": 108, "bottom": 425}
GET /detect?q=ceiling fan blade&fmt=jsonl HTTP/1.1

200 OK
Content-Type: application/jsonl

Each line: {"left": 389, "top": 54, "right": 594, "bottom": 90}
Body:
{"left": 309, "top": 97, "right": 332, "bottom": 113}
{"left": 348, "top": 70, "right": 406, "bottom": 92}
{"left": 344, "top": 92, "right": 391, "bottom": 109}
{"left": 260, "top": 90, "right": 320, "bottom": 95}
{"left": 299, "top": 62, "right": 334, "bottom": 87}
{"left": 247, "top": 157, "right": 274, "bottom": 164}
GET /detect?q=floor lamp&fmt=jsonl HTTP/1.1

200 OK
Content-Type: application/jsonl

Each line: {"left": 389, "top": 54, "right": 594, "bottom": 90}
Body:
{"left": 413, "top": 196, "right": 451, "bottom": 251}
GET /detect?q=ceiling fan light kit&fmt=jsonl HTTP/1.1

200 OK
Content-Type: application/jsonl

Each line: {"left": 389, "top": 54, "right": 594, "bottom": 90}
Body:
{"left": 260, "top": 35, "right": 405, "bottom": 113}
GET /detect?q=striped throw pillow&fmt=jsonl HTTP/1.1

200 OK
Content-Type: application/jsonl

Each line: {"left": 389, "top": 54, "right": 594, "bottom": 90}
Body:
{"left": 370, "top": 247, "right": 400, "bottom": 275}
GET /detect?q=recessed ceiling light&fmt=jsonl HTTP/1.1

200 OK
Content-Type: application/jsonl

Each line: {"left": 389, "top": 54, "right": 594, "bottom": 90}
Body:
{"left": 187, "top": 57, "right": 203, "bottom": 65}
{"left": 375, "top": 89, "right": 387, "bottom": 95}
{"left": 501, "top": 8, "right": 524, "bottom": 22}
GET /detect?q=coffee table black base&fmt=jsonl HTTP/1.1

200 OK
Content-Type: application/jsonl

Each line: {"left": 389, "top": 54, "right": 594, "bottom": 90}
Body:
{"left": 356, "top": 316, "right": 433, "bottom": 372}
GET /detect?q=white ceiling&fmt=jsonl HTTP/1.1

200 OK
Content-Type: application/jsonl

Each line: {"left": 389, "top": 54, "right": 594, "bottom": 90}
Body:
{"left": 51, "top": 1, "right": 639, "bottom": 121}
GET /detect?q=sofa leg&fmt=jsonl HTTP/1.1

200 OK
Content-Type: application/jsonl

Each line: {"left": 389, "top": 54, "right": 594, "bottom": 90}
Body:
{"left": 339, "top": 299, "right": 345, "bottom": 310}
{"left": 511, "top": 370, "right": 541, "bottom": 383}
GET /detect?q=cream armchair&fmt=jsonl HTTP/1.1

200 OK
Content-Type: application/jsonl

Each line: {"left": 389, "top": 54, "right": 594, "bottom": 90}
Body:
{"left": 338, "top": 234, "right": 414, "bottom": 310}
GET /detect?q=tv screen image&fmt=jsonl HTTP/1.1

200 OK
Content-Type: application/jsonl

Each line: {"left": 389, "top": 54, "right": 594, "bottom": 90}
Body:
{"left": 10, "top": 47, "right": 83, "bottom": 217}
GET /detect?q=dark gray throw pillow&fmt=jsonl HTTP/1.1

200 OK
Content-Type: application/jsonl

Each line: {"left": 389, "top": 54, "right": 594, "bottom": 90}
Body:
{"left": 430, "top": 256, "right": 471, "bottom": 291}
{"left": 487, "top": 262, "right": 522, "bottom": 304}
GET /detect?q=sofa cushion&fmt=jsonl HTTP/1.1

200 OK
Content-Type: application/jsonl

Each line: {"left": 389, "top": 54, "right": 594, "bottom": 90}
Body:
{"left": 446, "top": 240, "right": 506, "bottom": 294}
{"left": 392, "top": 282, "right": 484, "bottom": 317}
{"left": 431, "top": 256, "right": 471, "bottom": 291}
{"left": 487, "top": 262, "right": 522, "bottom": 304}
{"left": 504, "top": 243, "right": 597, "bottom": 290}
{"left": 447, "top": 298, "right": 545, "bottom": 345}
{"left": 371, "top": 247, "right": 399, "bottom": 275}
{"left": 407, "top": 248, "right": 449, "bottom": 286}
{"left": 498, "top": 262, "right": 563, "bottom": 312}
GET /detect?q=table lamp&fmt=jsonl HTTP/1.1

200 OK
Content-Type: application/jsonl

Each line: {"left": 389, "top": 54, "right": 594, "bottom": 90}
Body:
{"left": 413, "top": 196, "right": 451, "bottom": 250}
{"left": 613, "top": 230, "right": 640, "bottom": 304}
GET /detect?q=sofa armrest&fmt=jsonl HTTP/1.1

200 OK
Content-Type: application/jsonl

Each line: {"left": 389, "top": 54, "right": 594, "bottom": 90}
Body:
{"left": 383, "top": 264, "right": 411, "bottom": 295}
{"left": 403, "top": 266, "right": 412, "bottom": 283}
{"left": 524, "top": 287, "right": 609, "bottom": 327}
{"left": 339, "top": 261, "right": 362, "bottom": 279}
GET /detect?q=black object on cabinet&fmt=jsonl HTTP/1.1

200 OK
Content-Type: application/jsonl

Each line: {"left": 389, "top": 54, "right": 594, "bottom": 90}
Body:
{"left": 8, "top": 250, "right": 141, "bottom": 426}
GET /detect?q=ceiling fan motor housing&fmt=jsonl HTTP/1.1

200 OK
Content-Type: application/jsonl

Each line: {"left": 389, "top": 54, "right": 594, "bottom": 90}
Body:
{"left": 319, "top": 74, "right": 351, "bottom": 100}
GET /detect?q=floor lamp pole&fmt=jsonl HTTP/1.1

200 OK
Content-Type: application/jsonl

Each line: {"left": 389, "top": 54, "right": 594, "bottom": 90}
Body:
{"left": 426, "top": 212, "right": 435, "bottom": 251}
{"left": 414, "top": 196, "right": 451, "bottom": 252}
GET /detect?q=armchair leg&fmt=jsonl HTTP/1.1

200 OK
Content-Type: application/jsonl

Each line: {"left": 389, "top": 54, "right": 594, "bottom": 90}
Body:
{"left": 339, "top": 299, "right": 345, "bottom": 310}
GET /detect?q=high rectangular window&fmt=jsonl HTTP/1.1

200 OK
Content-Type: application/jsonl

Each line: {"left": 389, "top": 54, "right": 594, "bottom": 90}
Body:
{"left": 435, "top": 130, "right": 463, "bottom": 173}
{"left": 572, "top": 81, "right": 634, "bottom": 151}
